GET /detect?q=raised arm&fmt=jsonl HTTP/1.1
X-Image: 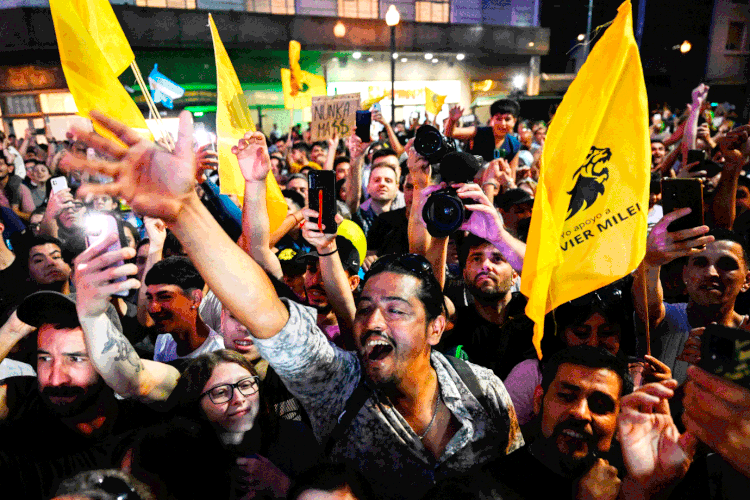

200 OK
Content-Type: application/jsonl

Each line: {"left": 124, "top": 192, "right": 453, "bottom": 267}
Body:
{"left": 39, "top": 188, "right": 74, "bottom": 239}
{"left": 681, "top": 84, "right": 708, "bottom": 168}
{"left": 234, "top": 131, "right": 283, "bottom": 280}
{"left": 633, "top": 209, "right": 714, "bottom": 332}
{"left": 136, "top": 217, "right": 166, "bottom": 327}
{"left": 708, "top": 126, "right": 750, "bottom": 229}
{"left": 65, "top": 110, "right": 290, "bottom": 340}
{"left": 74, "top": 232, "right": 179, "bottom": 402}
{"left": 323, "top": 134, "right": 339, "bottom": 171}
{"left": 373, "top": 111, "right": 404, "bottom": 157}
{"left": 344, "top": 134, "right": 370, "bottom": 215}
{"left": 444, "top": 105, "right": 477, "bottom": 142}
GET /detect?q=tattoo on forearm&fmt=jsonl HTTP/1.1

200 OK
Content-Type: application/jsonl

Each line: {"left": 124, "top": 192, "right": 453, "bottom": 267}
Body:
{"left": 101, "top": 321, "right": 142, "bottom": 373}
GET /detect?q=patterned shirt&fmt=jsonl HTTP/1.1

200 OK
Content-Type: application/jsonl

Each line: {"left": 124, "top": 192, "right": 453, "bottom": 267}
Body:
{"left": 255, "top": 299, "right": 524, "bottom": 500}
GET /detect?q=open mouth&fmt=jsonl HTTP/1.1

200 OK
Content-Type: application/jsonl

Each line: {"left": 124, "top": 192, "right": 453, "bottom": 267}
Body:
{"left": 233, "top": 339, "right": 255, "bottom": 352}
{"left": 364, "top": 337, "right": 395, "bottom": 362}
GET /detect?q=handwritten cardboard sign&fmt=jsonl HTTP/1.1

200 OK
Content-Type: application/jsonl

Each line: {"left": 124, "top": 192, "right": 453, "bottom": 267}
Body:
{"left": 311, "top": 93, "right": 360, "bottom": 141}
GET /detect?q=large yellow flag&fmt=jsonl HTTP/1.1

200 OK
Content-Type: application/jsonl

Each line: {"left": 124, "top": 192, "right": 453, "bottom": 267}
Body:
{"left": 425, "top": 87, "right": 447, "bottom": 115}
{"left": 281, "top": 68, "right": 327, "bottom": 109}
{"left": 50, "top": 0, "right": 150, "bottom": 144}
{"left": 209, "top": 15, "right": 286, "bottom": 232}
{"left": 70, "top": 0, "right": 134, "bottom": 76}
{"left": 289, "top": 40, "right": 303, "bottom": 96}
{"left": 521, "top": 0, "right": 649, "bottom": 358}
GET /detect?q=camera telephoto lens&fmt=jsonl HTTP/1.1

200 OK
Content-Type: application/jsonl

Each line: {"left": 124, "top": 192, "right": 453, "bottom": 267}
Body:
{"left": 422, "top": 191, "right": 466, "bottom": 238}
{"left": 414, "top": 125, "right": 454, "bottom": 164}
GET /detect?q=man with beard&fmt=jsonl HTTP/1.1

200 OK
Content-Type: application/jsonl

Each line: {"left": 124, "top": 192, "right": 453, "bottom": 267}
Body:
{"left": 440, "top": 232, "right": 534, "bottom": 379}
{"left": 62, "top": 111, "right": 523, "bottom": 500}
{"left": 0, "top": 291, "right": 157, "bottom": 499}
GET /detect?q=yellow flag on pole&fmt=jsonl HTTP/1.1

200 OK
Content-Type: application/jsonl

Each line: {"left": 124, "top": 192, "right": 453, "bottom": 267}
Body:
{"left": 361, "top": 91, "right": 388, "bottom": 110}
{"left": 520, "top": 0, "right": 650, "bottom": 359}
{"left": 289, "top": 40, "right": 303, "bottom": 96}
{"left": 50, "top": 0, "right": 150, "bottom": 144}
{"left": 425, "top": 87, "right": 447, "bottom": 115}
{"left": 281, "top": 68, "right": 327, "bottom": 109}
{"left": 209, "top": 14, "right": 286, "bottom": 232}
{"left": 70, "top": 0, "right": 134, "bottom": 76}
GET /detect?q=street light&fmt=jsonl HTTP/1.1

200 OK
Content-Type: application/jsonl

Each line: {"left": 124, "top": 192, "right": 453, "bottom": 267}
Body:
{"left": 680, "top": 40, "right": 692, "bottom": 53}
{"left": 334, "top": 21, "right": 346, "bottom": 38}
{"left": 386, "top": 5, "right": 400, "bottom": 126}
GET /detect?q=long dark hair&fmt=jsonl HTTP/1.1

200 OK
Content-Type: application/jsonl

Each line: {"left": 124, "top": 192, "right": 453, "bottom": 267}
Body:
{"left": 170, "top": 350, "right": 279, "bottom": 451}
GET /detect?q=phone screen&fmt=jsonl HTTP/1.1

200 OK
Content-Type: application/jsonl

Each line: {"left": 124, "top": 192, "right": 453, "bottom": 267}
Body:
{"left": 85, "top": 213, "right": 129, "bottom": 297}
{"left": 661, "top": 179, "right": 704, "bottom": 234}
{"left": 308, "top": 171, "right": 337, "bottom": 234}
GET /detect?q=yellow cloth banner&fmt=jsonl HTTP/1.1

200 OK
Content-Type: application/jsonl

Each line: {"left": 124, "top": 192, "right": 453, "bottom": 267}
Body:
{"left": 71, "top": 0, "right": 134, "bottom": 76}
{"left": 209, "top": 14, "right": 286, "bottom": 232}
{"left": 281, "top": 68, "right": 327, "bottom": 109}
{"left": 361, "top": 91, "right": 388, "bottom": 111}
{"left": 50, "top": 0, "right": 150, "bottom": 145}
{"left": 425, "top": 87, "right": 447, "bottom": 116}
{"left": 520, "top": 0, "right": 650, "bottom": 359}
{"left": 289, "top": 40, "right": 303, "bottom": 96}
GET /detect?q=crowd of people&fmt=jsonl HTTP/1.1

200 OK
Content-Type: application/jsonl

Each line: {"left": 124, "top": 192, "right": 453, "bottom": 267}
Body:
{"left": 0, "top": 81, "right": 749, "bottom": 500}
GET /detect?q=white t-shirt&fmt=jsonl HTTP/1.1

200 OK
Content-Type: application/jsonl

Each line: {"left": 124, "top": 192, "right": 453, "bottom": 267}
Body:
{"left": 153, "top": 326, "right": 224, "bottom": 363}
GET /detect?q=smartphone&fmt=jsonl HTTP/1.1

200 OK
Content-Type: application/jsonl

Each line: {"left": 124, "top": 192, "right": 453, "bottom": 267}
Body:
{"left": 50, "top": 176, "right": 68, "bottom": 194}
{"left": 371, "top": 102, "right": 381, "bottom": 113}
{"left": 308, "top": 170, "right": 337, "bottom": 234}
{"left": 700, "top": 159, "right": 723, "bottom": 178}
{"left": 85, "top": 213, "right": 129, "bottom": 297}
{"left": 355, "top": 110, "right": 371, "bottom": 143}
{"left": 661, "top": 178, "right": 704, "bottom": 234}
{"left": 700, "top": 324, "right": 750, "bottom": 391}
{"left": 687, "top": 149, "right": 705, "bottom": 171}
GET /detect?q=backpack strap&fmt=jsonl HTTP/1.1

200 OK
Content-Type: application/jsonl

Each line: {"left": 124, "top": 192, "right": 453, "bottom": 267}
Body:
{"left": 322, "top": 376, "right": 372, "bottom": 457}
{"left": 445, "top": 355, "right": 490, "bottom": 416}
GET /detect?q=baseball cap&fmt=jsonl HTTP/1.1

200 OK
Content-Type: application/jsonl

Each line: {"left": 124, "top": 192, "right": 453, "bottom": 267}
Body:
{"left": 16, "top": 291, "right": 123, "bottom": 332}
{"left": 301, "top": 236, "right": 360, "bottom": 275}
{"left": 276, "top": 247, "right": 307, "bottom": 277}
{"left": 497, "top": 188, "right": 534, "bottom": 211}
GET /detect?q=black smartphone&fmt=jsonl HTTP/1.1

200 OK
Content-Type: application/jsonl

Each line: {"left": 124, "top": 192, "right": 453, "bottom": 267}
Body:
{"left": 308, "top": 170, "right": 337, "bottom": 234}
{"left": 687, "top": 149, "right": 705, "bottom": 170}
{"left": 700, "top": 324, "right": 750, "bottom": 391}
{"left": 661, "top": 178, "right": 704, "bottom": 234}
{"left": 355, "top": 110, "right": 371, "bottom": 143}
{"left": 700, "top": 160, "right": 723, "bottom": 178}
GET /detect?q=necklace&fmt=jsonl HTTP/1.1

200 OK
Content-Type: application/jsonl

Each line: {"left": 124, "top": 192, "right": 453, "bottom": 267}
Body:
{"left": 418, "top": 390, "right": 441, "bottom": 440}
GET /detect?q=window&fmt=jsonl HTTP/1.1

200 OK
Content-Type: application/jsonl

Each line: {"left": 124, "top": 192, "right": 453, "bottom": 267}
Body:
{"left": 338, "top": 0, "right": 378, "bottom": 19}
{"left": 135, "top": 0, "right": 197, "bottom": 8}
{"left": 415, "top": 0, "right": 449, "bottom": 23}
{"left": 39, "top": 93, "right": 78, "bottom": 114}
{"left": 726, "top": 21, "right": 747, "bottom": 51}
{"left": 247, "top": 0, "right": 295, "bottom": 14}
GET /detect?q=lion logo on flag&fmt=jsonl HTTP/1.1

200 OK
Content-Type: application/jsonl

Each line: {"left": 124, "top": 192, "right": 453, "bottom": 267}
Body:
{"left": 566, "top": 146, "right": 612, "bottom": 221}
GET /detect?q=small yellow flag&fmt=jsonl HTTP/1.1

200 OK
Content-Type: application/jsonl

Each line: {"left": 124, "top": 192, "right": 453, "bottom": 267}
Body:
{"left": 289, "top": 40, "right": 303, "bottom": 96}
{"left": 50, "top": 0, "right": 150, "bottom": 145}
{"left": 361, "top": 91, "right": 389, "bottom": 111}
{"left": 425, "top": 87, "right": 447, "bottom": 116}
{"left": 281, "top": 68, "right": 327, "bottom": 109}
{"left": 71, "top": 0, "right": 134, "bottom": 76}
{"left": 521, "top": 0, "right": 650, "bottom": 359}
{"left": 209, "top": 14, "right": 286, "bottom": 233}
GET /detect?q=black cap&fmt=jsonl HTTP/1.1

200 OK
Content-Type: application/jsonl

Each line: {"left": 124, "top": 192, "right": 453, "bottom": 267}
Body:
{"left": 497, "top": 188, "right": 534, "bottom": 211}
{"left": 16, "top": 291, "right": 79, "bottom": 329}
{"left": 302, "top": 236, "right": 360, "bottom": 275}
{"left": 276, "top": 247, "right": 307, "bottom": 277}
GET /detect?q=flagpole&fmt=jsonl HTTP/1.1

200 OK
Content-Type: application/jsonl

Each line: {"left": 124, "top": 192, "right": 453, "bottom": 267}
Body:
{"left": 130, "top": 61, "right": 175, "bottom": 151}
{"left": 639, "top": 263, "right": 651, "bottom": 356}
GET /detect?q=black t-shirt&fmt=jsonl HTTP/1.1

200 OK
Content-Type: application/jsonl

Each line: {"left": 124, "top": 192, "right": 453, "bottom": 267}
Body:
{"left": 468, "top": 128, "right": 521, "bottom": 163}
{"left": 0, "top": 376, "right": 163, "bottom": 499}
{"left": 440, "top": 292, "right": 534, "bottom": 379}
{"left": 367, "top": 207, "right": 409, "bottom": 257}
{"left": 0, "top": 258, "right": 32, "bottom": 322}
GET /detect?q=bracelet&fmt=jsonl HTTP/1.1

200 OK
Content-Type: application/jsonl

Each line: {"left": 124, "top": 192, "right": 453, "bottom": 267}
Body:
{"left": 482, "top": 181, "right": 499, "bottom": 189}
{"left": 318, "top": 248, "right": 338, "bottom": 257}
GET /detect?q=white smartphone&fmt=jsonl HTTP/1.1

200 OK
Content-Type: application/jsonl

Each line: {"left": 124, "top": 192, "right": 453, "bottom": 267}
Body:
{"left": 85, "top": 213, "right": 129, "bottom": 297}
{"left": 50, "top": 176, "right": 68, "bottom": 194}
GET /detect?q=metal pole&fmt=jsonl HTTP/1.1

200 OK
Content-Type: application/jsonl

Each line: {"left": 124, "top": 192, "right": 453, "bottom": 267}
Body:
{"left": 582, "top": 0, "right": 594, "bottom": 62}
{"left": 390, "top": 25, "right": 396, "bottom": 126}
{"left": 635, "top": 0, "right": 646, "bottom": 47}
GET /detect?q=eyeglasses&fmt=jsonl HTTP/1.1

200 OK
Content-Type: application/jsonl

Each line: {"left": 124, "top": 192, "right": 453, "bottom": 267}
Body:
{"left": 200, "top": 376, "right": 260, "bottom": 404}
{"left": 567, "top": 285, "right": 623, "bottom": 309}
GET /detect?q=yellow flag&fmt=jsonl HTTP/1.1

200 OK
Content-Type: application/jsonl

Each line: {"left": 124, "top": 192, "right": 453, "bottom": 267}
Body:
{"left": 281, "top": 68, "right": 326, "bottom": 109}
{"left": 50, "top": 0, "right": 150, "bottom": 144}
{"left": 209, "top": 14, "right": 286, "bottom": 232}
{"left": 361, "top": 91, "right": 388, "bottom": 110}
{"left": 425, "top": 87, "right": 447, "bottom": 115}
{"left": 520, "top": 0, "right": 649, "bottom": 359}
{"left": 289, "top": 40, "right": 303, "bottom": 96}
{"left": 71, "top": 0, "right": 134, "bottom": 76}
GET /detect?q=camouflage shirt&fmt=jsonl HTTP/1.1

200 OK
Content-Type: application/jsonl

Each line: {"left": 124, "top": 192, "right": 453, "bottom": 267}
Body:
{"left": 254, "top": 299, "right": 524, "bottom": 500}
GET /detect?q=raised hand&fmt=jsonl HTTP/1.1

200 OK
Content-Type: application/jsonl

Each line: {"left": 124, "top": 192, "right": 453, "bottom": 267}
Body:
{"left": 676, "top": 326, "right": 705, "bottom": 364}
{"left": 405, "top": 138, "right": 430, "bottom": 189}
{"left": 195, "top": 144, "right": 219, "bottom": 183}
{"left": 143, "top": 216, "right": 167, "bottom": 250}
{"left": 718, "top": 125, "right": 750, "bottom": 168}
{"left": 618, "top": 380, "right": 696, "bottom": 494}
{"left": 457, "top": 182, "right": 505, "bottom": 244}
{"left": 300, "top": 208, "right": 341, "bottom": 250}
{"left": 232, "top": 131, "right": 271, "bottom": 183}
{"left": 73, "top": 232, "right": 140, "bottom": 319}
{"left": 643, "top": 208, "right": 714, "bottom": 267}
{"left": 676, "top": 161, "right": 706, "bottom": 179}
{"left": 347, "top": 133, "right": 370, "bottom": 162}
{"left": 372, "top": 110, "right": 386, "bottom": 125}
{"left": 60, "top": 110, "right": 198, "bottom": 223}
{"left": 448, "top": 105, "right": 464, "bottom": 122}
{"left": 46, "top": 187, "right": 75, "bottom": 218}
{"left": 691, "top": 83, "right": 709, "bottom": 107}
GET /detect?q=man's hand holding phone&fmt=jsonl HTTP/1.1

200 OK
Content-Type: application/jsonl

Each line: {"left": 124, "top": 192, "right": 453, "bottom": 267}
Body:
{"left": 644, "top": 208, "right": 714, "bottom": 268}
{"left": 73, "top": 232, "right": 140, "bottom": 319}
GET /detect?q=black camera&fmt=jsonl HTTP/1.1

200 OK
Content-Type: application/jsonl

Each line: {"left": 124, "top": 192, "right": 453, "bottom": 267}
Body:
{"left": 422, "top": 152, "right": 483, "bottom": 237}
{"left": 414, "top": 124, "right": 455, "bottom": 164}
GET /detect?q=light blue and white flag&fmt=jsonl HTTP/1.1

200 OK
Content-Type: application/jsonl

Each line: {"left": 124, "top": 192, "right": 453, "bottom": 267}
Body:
{"left": 148, "top": 64, "right": 184, "bottom": 109}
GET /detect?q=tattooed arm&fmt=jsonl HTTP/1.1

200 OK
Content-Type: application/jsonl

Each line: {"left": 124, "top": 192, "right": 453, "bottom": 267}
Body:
{"left": 74, "top": 233, "right": 180, "bottom": 402}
